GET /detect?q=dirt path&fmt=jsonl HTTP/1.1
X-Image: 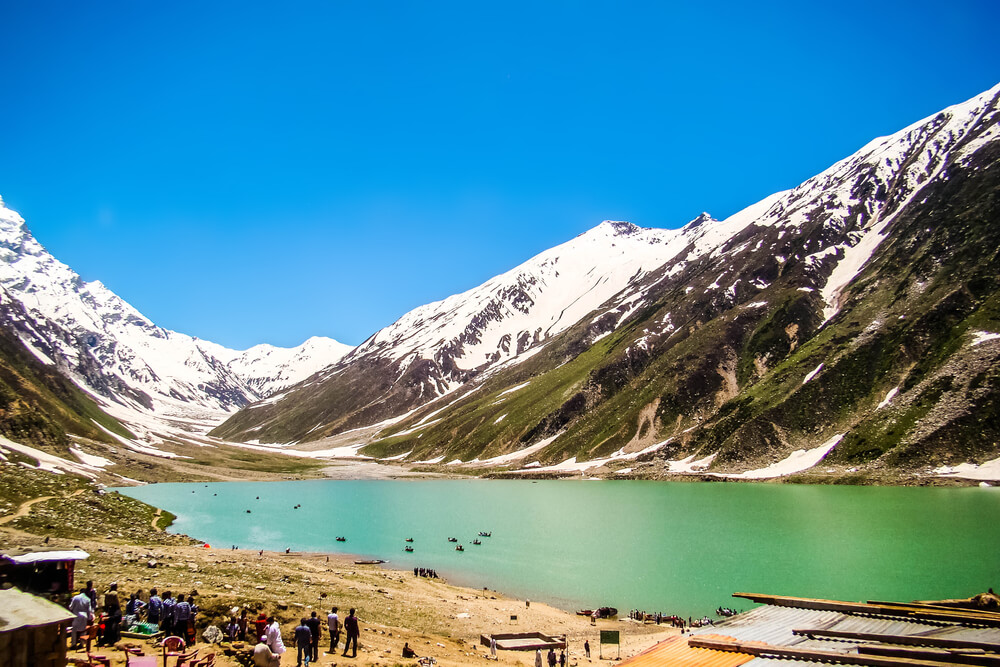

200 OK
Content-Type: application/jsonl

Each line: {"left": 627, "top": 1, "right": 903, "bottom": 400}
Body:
{"left": 0, "top": 488, "right": 85, "bottom": 526}
{"left": 150, "top": 508, "right": 162, "bottom": 530}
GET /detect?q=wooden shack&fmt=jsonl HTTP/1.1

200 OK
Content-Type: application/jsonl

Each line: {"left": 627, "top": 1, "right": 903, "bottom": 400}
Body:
{"left": 0, "top": 588, "right": 74, "bottom": 667}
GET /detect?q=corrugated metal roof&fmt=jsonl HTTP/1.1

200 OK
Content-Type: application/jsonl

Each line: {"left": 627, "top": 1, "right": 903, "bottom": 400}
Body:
{"left": 689, "top": 597, "right": 1000, "bottom": 666}
{"left": 0, "top": 588, "right": 74, "bottom": 632}
{"left": 693, "top": 606, "right": 842, "bottom": 647}
{"left": 619, "top": 635, "right": 755, "bottom": 667}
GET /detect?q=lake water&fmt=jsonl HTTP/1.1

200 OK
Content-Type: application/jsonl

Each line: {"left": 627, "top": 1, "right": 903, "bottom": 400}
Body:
{"left": 116, "top": 479, "right": 1000, "bottom": 618}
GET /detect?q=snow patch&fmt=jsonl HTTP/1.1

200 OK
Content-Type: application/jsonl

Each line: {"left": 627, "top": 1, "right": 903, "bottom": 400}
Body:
{"left": 802, "top": 363, "right": 824, "bottom": 384}
{"left": 877, "top": 387, "right": 899, "bottom": 410}
{"left": 935, "top": 456, "right": 1000, "bottom": 481}
{"left": 713, "top": 434, "right": 844, "bottom": 479}
{"left": 971, "top": 331, "right": 1000, "bottom": 346}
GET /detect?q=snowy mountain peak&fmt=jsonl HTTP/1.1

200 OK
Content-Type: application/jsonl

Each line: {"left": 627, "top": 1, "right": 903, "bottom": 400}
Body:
{"left": 685, "top": 212, "right": 715, "bottom": 229}
{"left": 0, "top": 198, "right": 353, "bottom": 423}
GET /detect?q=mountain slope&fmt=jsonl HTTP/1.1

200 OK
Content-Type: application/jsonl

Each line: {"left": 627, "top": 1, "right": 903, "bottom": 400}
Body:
{"left": 216, "top": 83, "right": 1000, "bottom": 481}
{"left": 0, "top": 199, "right": 352, "bottom": 428}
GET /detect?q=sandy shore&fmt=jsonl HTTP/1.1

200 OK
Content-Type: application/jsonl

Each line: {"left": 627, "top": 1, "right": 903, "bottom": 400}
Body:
{"left": 51, "top": 539, "right": 678, "bottom": 667}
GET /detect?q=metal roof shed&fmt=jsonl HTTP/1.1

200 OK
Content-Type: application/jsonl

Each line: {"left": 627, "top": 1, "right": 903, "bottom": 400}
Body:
{"left": 0, "top": 588, "right": 74, "bottom": 667}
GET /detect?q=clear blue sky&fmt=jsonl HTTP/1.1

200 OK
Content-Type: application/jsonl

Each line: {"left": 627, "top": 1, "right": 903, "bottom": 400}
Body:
{"left": 1, "top": 1, "right": 997, "bottom": 349}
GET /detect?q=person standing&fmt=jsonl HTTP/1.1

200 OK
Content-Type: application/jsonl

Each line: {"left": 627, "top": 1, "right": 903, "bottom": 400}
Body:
{"left": 174, "top": 595, "right": 191, "bottom": 643}
{"left": 238, "top": 608, "right": 249, "bottom": 642}
{"left": 305, "top": 611, "right": 321, "bottom": 662}
{"left": 68, "top": 586, "right": 93, "bottom": 650}
{"left": 255, "top": 610, "right": 269, "bottom": 644}
{"left": 341, "top": 608, "right": 359, "bottom": 658}
{"left": 186, "top": 595, "right": 199, "bottom": 644}
{"left": 559, "top": 649, "right": 566, "bottom": 667}
{"left": 327, "top": 606, "right": 340, "bottom": 653}
{"left": 147, "top": 589, "right": 162, "bottom": 626}
{"left": 547, "top": 648, "right": 557, "bottom": 667}
{"left": 535, "top": 649, "right": 543, "bottom": 667}
{"left": 266, "top": 616, "right": 286, "bottom": 660}
{"left": 161, "top": 591, "right": 176, "bottom": 637}
{"left": 584, "top": 640, "right": 590, "bottom": 659}
{"left": 102, "top": 583, "right": 121, "bottom": 646}
{"left": 85, "top": 580, "right": 98, "bottom": 610}
{"left": 295, "top": 618, "right": 312, "bottom": 666}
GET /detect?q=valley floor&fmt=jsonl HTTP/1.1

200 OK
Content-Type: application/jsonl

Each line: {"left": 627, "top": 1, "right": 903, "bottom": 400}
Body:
{"left": 0, "top": 465, "right": 676, "bottom": 667}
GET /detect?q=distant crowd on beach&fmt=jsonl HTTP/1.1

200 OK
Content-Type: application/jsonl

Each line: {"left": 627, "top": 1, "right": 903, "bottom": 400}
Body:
{"left": 626, "top": 609, "right": 716, "bottom": 629}
{"left": 414, "top": 567, "right": 439, "bottom": 579}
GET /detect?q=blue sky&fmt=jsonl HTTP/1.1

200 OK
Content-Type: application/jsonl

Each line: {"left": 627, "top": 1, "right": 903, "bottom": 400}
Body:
{"left": 1, "top": 1, "right": 997, "bottom": 349}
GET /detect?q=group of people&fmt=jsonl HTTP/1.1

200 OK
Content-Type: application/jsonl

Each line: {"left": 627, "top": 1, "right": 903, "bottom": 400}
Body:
{"left": 413, "top": 567, "right": 439, "bottom": 579}
{"left": 67, "top": 582, "right": 200, "bottom": 651}
{"left": 534, "top": 647, "right": 566, "bottom": 667}
{"left": 252, "top": 606, "right": 361, "bottom": 667}
{"left": 69, "top": 581, "right": 198, "bottom": 649}
{"left": 626, "top": 609, "right": 687, "bottom": 628}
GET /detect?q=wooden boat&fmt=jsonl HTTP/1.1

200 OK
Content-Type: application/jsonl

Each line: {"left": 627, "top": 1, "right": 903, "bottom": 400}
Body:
{"left": 472, "top": 539, "right": 481, "bottom": 545}
{"left": 405, "top": 538, "right": 414, "bottom": 542}
{"left": 576, "top": 607, "right": 618, "bottom": 618}
{"left": 354, "top": 559, "right": 385, "bottom": 565}
{"left": 404, "top": 546, "right": 414, "bottom": 552}
{"left": 335, "top": 536, "right": 347, "bottom": 542}
{"left": 478, "top": 531, "right": 492, "bottom": 537}
{"left": 455, "top": 545, "right": 464, "bottom": 552}
{"left": 447, "top": 537, "right": 458, "bottom": 542}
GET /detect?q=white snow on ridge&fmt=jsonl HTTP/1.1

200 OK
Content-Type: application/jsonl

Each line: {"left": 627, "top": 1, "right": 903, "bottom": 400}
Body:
{"left": 710, "top": 433, "right": 844, "bottom": 480}
{"left": 802, "top": 363, "right": 824, "bottom": 384}
{"left": 877, "top": 387, "right": 899, "bottom": 410}
{"left": 971, "top": 331, "right": 1000, "bottom": 346}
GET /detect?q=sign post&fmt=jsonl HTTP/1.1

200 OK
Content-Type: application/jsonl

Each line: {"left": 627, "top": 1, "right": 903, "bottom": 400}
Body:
{"left": 599, "top": 630, "right": 620, "bottom": 660}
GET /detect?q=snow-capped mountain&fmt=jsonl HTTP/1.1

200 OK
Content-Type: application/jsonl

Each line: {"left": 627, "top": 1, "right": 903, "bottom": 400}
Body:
{"left": 0, "top": 199, "right": 352, "bottom": 423}
{"left": 214, "top": 82, "right": 1000, "bottom": 484}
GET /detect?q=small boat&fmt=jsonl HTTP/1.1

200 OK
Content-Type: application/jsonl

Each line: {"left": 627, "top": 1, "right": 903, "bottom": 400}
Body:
{"left": 472, "top": 539, "right": 481, "bottom": 545}
{"left": 336, "top": 536, "right": 347, "bottom": 542}
{"left": 405, "top": 538, "right": 414, "bottom": 542}
{"left": 577, "top": 607, "right": 618, "bottom": 618}
{"left": 447, "top": 537, "right": 458, "bottom": 542}
{"left": 404, "top": 546, "right": 414, "bottom": 552}
{"left": 354, "top": 559, "right": 385, "bottom": 565}
{"left": 455, "top": 545, "right": 464, "bottom": 552}
{"left": 478, "top": 531, "right": 492, "bottom": 537}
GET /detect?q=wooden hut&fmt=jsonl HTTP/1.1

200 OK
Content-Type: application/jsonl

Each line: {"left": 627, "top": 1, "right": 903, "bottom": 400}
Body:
{"left": 0, "top": 588, "right": 74, "bottom": 667}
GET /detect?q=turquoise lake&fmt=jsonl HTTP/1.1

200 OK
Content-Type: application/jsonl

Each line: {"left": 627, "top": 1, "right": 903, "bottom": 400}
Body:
{"left": 116, "top": 479, "right": 1000, "bottom": 617}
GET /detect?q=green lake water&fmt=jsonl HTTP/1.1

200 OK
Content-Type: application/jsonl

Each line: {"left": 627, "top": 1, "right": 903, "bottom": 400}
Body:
{"left": 116, "top": 479, "right": 1000, "bottom": 617}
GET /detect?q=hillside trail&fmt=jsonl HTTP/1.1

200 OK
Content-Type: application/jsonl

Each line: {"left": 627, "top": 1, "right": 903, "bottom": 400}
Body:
{"left": 0, "top": 488, "right": 85, "bottom": 526}
{"left": 150, "top": 507, "right": 162, "bottom": 530}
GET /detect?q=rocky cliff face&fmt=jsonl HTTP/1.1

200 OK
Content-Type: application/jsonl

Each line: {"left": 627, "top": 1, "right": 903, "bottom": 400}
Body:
{"left": 215, "top": 83, "right": 1000, "bottom": 481}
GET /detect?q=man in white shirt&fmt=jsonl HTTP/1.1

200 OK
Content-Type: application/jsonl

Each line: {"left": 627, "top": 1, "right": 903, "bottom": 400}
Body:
{"left": 266, "top": 617, "right": 286, "bottom": 659}
{"left": 326, "top": 606, "right": 340, "bottom": 653}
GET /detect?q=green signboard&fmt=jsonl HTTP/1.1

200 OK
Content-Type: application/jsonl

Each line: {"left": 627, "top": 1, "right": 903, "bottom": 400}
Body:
{"left": 600, "top": 630, "right": 620, "bottom": 645}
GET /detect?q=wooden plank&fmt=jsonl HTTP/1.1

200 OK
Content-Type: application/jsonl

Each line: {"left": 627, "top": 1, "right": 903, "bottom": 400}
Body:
{"left": 792, "top": 628, "right": 1000, "bottom": 653}
{"left": 857, "top": 644, "right": 1000, "bottom": 666}
{"left": 689, "top": 635, "right": 974, "bottom": 667}
{"left": 732, "top": 593, "right": 1000, "bottom": 627}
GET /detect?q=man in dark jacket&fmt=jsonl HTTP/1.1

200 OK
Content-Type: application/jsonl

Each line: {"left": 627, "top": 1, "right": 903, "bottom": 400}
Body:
{"left": 295, "top": 618, "right": 312, "bottom": 666}
{"left": 305, "top": 611, "right": 322, "bottom": 661}
{"left": 342, "top": 608, "right": 360, "bottom": 658}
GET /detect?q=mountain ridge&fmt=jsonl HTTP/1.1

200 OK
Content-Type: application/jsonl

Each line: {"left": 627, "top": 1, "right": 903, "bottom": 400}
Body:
{"left": 212, "top": 82, "right": 1000, "bottom": 483}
